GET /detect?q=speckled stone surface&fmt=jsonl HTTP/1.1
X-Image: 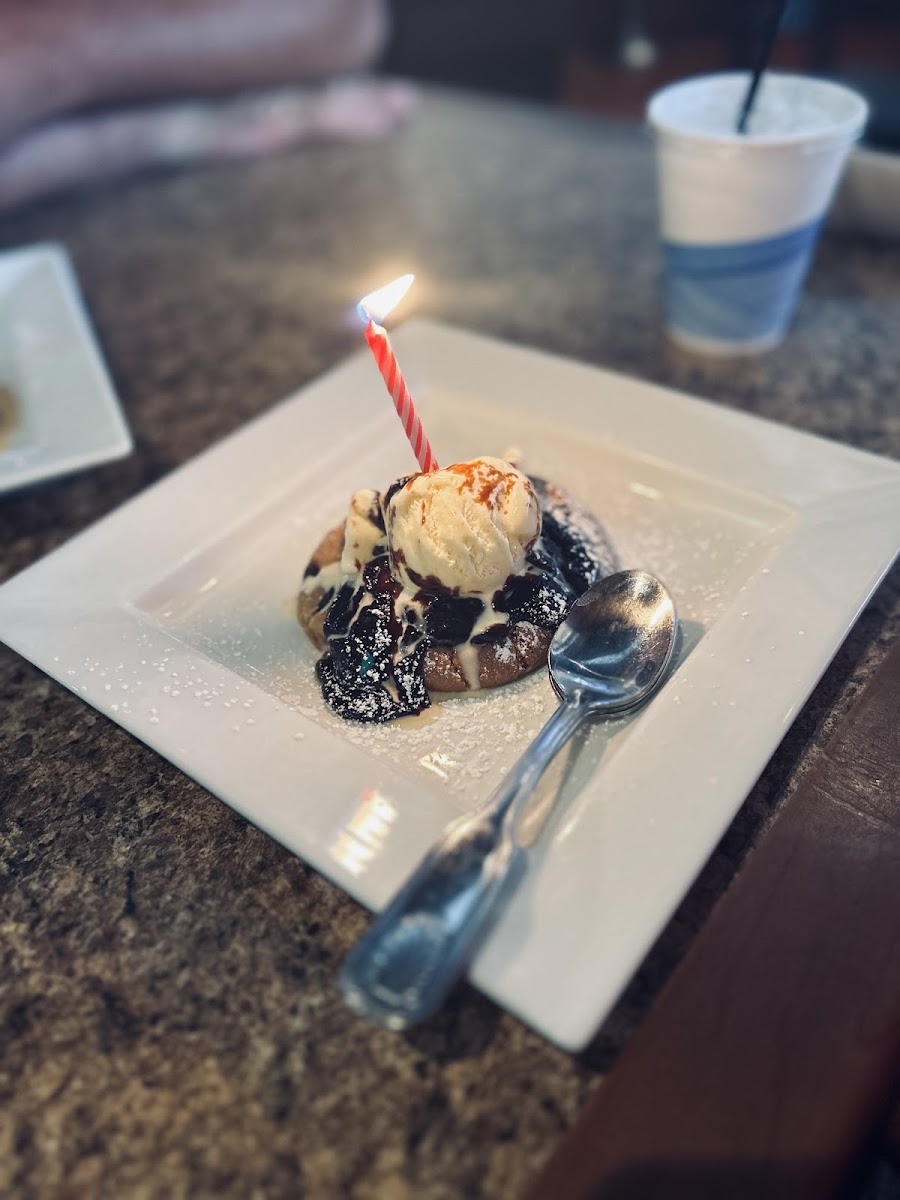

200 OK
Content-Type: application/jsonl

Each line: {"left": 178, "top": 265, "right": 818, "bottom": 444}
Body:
{"left": 0, "top": 90, "right": 898, "bottom": 1199}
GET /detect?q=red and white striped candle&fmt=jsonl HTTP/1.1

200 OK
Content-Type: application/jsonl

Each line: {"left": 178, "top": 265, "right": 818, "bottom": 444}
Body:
{"left": 358, "top": 274, "right": 438, "bottom": 474}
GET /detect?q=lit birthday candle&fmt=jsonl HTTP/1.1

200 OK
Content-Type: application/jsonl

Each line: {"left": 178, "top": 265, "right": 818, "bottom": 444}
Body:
{"left": 357, "top": 274, "right": 438, "bottom": 473}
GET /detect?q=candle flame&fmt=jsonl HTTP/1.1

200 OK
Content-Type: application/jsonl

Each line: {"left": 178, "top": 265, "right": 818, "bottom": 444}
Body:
{"left": 357, "top": 273, "right": 414, "bottom": 324}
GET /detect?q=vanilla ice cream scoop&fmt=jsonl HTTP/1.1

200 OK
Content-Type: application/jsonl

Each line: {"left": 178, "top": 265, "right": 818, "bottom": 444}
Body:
{"left": 386, "top": 457, "right": 541, "bottom": 594}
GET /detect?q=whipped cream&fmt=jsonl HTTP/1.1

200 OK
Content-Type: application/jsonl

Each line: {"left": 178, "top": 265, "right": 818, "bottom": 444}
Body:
{"left": 340, "top": 488, "right": 385, "bottom": 574}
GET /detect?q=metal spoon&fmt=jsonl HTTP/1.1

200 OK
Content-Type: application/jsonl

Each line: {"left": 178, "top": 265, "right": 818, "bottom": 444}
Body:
{"left": 339, "top": 570, "right": 678, "bottom": 1030}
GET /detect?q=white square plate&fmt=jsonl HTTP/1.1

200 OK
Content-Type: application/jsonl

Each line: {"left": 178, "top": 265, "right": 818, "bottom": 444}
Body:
{"left": 0, "top": 243, "right": 131, "bottom": 494}
{"left": 1, "top": 320, "right": 898, "bottom": 1050}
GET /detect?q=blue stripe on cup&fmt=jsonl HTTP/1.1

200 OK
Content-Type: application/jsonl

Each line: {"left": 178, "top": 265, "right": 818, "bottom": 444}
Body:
{"left": 663, "top": 217, "right": 824, "bottom": 347}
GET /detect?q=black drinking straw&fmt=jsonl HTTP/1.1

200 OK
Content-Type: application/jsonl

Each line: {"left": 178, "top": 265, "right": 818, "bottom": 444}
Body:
{"left": 736, "top": 0, "right": 789, "bottom": 133}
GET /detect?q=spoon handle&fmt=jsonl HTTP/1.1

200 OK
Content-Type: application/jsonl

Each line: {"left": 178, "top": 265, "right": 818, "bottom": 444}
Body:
{"left": 338, "top": 699, "right": 588, "bottom": 1029}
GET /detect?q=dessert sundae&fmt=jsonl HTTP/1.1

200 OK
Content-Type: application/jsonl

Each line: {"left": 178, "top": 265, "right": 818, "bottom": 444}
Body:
{"left": 298, "top": 456, "right": 617, "bottom": 723}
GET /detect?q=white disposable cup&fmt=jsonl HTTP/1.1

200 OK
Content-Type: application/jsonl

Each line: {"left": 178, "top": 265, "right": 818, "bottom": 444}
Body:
{"left": 647, "top": 72, "right": 868, "bottom": 354}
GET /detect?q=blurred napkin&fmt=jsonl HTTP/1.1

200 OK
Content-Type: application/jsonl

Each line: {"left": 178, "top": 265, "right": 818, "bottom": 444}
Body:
{"left": 0, "top": 78, "right": 418, "bottom": 212}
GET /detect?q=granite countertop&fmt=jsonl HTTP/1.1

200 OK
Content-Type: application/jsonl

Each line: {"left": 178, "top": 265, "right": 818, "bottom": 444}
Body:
{"left": 1, "top": 90, "right": 898, "bottom": 1199}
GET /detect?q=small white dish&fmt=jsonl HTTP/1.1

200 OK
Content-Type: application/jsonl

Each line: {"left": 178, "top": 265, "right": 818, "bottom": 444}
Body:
{"left": 0, "top": 243, "right": 131, "bottom": 495}
{"left": 1, "top": 320, "right": 898, "bottom": 1050}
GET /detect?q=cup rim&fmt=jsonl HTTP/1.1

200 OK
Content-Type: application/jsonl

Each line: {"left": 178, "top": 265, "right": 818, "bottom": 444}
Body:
{"left": 647, "top": 71, "right": 868, "bottom": 150}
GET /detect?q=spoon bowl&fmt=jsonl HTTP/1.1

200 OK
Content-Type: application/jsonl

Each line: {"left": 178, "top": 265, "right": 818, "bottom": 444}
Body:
{"left": 339, "top": 569, "right": 679, "bottom": 1030}
{"left": 550, "top": 571, "right": 677, "bottom": 711}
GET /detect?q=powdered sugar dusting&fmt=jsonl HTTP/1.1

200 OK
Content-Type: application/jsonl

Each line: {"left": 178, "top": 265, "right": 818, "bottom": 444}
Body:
{"left": 327, "top": 671, "right": 557, "bottom": 795}
{"left": 536, "top": 479, "right": 619, "bottom": 582}
{"left": 493, "top": 639, "right": 515, "bottom": 665}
